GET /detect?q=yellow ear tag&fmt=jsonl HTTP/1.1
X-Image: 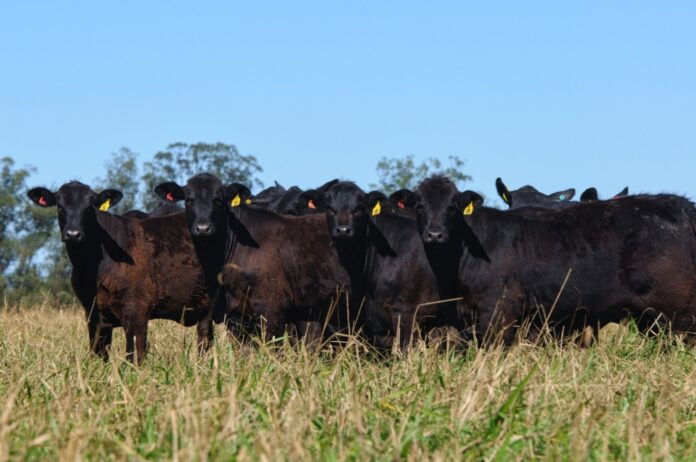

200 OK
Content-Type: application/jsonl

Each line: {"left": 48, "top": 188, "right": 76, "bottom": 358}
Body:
{"left": 463, "top": 201, "right": 475, "bottom": 216}
{"left": 245, "top": 198, "right": 252, "bottom": 205}
{"left": 502, "top": 192, "right": 509, "bottom": 204}
{"left": 99, "top": 199, "right": 111, "bottom": 212}
{"left": 371, "top": 201, "right": 382, "bottom": 216}
{"left": 230, "top": 195, "right": 241, "bottom": 207}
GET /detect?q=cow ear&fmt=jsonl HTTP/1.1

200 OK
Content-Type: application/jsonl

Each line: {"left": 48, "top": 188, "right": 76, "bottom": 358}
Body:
{"left": 388, "top": 189, "right": 416, "bottom": 211}
{"left": 225, "top": 183, "right": 252, "bottom": 207}
{"left": 580, "top": 187, "right": 598, "bottom": 202}
{"left": 495, "top": 178, "right": 512, "bottom": 207}
{"left": 96, "top": 189, "right": 123, "bottom": 211}
{"left": 549, "top": 188, "right": 575, "bottom": 202}
{"left": 459, "top": 191, "right": 484, "bottom": 216}
{"left": 28, "top": 187, "right": 56, "bottom": 207}
{"left": 615, "top": 187, "right": 629, "bottom": 198}
{"left": 366, "top": 191, "right": 388, "bottom": 217}
{"left": 298, "top": 189, "right": 324, "bottom": 212}
{"left": 154, "top": 182, "right": 185, "bottom": 203}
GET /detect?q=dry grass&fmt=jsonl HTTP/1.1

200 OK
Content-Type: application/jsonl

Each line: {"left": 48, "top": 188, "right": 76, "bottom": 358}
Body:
{"left": 2, "top": 303, "right": 696, "bottom": 461}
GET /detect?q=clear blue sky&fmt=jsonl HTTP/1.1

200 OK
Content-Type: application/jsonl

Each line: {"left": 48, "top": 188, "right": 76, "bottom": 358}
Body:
{"left": 2, "top": 1, "right": 695, "bottom": 205}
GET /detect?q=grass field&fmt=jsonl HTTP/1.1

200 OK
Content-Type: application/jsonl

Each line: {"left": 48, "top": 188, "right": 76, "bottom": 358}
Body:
{"left": 2, "top": 303, "right": 696, "bottom": 461}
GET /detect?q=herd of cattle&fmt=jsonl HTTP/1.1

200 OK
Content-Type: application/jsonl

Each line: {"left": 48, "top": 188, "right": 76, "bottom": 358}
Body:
{"left": 26, "top": 174, "right": 696, "bottom": 363}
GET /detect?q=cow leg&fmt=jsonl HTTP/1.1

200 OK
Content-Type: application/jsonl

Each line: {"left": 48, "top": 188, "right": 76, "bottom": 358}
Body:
{"left": 124, "top": 317, "right": 149, "bottom": 365}
{"left": 196, "top": 316, "right": 214, "bottom": 354}
{"left": 391, "top": 308, "right": 418, "bottom": 352}
{"left": 476, "top": 301, "right": 522, "bottom": 347}
{"left": 87, "top": 315, "right": 112, "bottom": 360}
{"left": 295, "top": 321, "right": 323, "bottom": 349}
{"left": 262, "top": 313, "right": 286, "bottom": 341}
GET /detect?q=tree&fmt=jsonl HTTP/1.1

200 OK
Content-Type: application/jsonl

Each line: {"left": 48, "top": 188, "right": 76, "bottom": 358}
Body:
{"left": 0, "top": 157, "right": 54, "bottom": 301}
{"left": 140, "top": 142, "right": 263, "bottom": 210}
{"left": 370, "top": 155, "right": 472, "bottom": 194}
{"left": 95, "top": 147, "right": 140, "bottom": 211}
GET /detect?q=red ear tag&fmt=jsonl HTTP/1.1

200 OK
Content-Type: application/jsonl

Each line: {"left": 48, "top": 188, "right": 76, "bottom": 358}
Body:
{"left": 38, "top": 196, "right": 48, "bottom": 206}
{"left": 166, "top": 192, "right": 175, "bottom": 202}
{"left": 307, "top": 199, "right": 316, "bottom": 209}
{"left": 397, "top": 200, "right": 405, "bottom": 209}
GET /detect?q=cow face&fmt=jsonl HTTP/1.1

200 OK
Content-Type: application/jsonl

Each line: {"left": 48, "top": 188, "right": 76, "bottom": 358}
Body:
{"left": 322, "top": 182, "right": 370, "bottom": 240}
{"left": 28, "top": 182, "right": 122, "bottom": 243}
{"left": 155, "top": 174, "right": 251, "bottom": 239}
{"left": 496, "top": 177, "right": 574, "bottom": 209}
{"left": 413, "top": 176, "right": 463, "bottom": 246}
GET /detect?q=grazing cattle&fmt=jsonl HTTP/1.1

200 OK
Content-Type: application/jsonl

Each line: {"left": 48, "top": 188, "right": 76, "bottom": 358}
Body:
{"left": 27, "top": 182, "right": 216, "bottom": 364}
{"left": 154, "top": 174, "right": 354, "bottom": 340}
{"left": 405, "top": 175, "right": 696, "bottom": 345}
{"left": 496, "top": 177, "right": 575, "bottom": 209}
{"left": 308, "top": 182, "right": 454, "bottom": 348}
{"left": 580, "top": 186, "right": 629, "bottom": 202}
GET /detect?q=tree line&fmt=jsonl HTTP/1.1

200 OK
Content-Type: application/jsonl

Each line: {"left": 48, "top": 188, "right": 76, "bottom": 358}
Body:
{"left": 0, "top": 142, "right": 469, "bottom": 305}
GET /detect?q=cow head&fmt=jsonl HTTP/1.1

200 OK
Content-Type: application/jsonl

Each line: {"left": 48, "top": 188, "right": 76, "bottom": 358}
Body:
{"left": 413, "top": 176, "right": 461, "bottom": 246}
{"left": 320, "top": 182, "right": 371, "bottom": 240}
{"left": 28, "top": 182, "right": 122, "bottom": 244}
{"left": 155, "top": 174, "right": 251, "bottom": 239}
{"left": 496, "top": 177, "right": 574, "bottom": 209}
{"left": 411, "top": 176, "right": 484, "bottom": 248}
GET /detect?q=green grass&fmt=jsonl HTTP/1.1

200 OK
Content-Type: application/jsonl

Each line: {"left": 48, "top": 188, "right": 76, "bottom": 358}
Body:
{"left": 2, "top": 303, "right": 696, "bottom": 461}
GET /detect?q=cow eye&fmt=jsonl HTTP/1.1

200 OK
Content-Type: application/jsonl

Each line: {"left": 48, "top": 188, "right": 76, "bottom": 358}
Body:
{"left": 353, "top": 205, "right": 365, "bottom": 215}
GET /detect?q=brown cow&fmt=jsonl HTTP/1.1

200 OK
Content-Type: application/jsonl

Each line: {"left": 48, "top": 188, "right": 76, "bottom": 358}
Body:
{"left": 28, "top": 181, "right": 218, "bottom": 364}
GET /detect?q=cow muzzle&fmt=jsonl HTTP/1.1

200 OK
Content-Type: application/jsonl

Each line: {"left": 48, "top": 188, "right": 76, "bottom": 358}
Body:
{"left": 332, "top": 225, "right": 354, "bottom": 239}
{"left": 423, "top": 229, "right": 448, "bottom": 245}
{"left": 192, "top": 223, "right": 215, "bottom": 237}
{"left": 62, "top": 229, "right": 84, "bottom": 243}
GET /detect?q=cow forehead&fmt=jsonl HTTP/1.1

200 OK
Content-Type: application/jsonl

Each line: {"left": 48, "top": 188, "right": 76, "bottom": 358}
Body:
{"left": 56, "top": 182, "right": 94, "bottom": 205}
{"left": 326, "top": 183, "right": 364, "bottom": 204}
{"left": 417, "top": 182, "right": 458, "bottom": 207}
{"left": 186, "top": 175, "right": 223, "bottom": 197}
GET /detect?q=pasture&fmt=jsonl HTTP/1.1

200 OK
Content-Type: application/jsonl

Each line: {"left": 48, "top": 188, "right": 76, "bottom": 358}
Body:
{"left": 2, "top": 302, "right": 696, "bottom": 461}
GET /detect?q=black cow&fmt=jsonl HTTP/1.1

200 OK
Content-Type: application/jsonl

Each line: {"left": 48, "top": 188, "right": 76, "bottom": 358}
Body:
{"left": 496, "top": 177, "right": 575, "bottom": 209}
{"left": 307, "top": 182, "right": 453, "bottom": 349}
{"left": 405, "top": 175, "right": 696, "bottom": 345}
{"left": 28, "top": 182, "right": 216, "bottom": 364}
{"left": 154, "top": 174, "right": 354, "bottom": 341}
{"left": 580, "top": 187, "right": 629, "bottom": 202}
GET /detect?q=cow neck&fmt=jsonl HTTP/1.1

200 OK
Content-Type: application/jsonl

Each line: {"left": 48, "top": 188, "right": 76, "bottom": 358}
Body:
{"left": 64, "top": 211, "right": 104, "bottom": 305}
{"left": 332, "top": 229, "right": 376, "bottom": 300}
{"left": 192, "top": 211, "right": 236, "bottom": 295}
{"left": 424, "top": 240, "right": 462, "bottom": 301}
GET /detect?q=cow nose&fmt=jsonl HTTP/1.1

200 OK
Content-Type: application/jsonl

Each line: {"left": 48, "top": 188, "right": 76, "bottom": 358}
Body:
{"left": 194, "top": 223, "right": 212, "bottom": 235}
{"left": 63, "top": 229, "right": 82, "bottom": 241}
{"left": 335, "top": 226, "right": 353, "bottom": 237}
{"left": 425, "top": 230, "right": 447, "bottom": 243}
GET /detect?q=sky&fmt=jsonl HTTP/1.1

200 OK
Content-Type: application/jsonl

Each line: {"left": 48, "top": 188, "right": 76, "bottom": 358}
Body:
{"left": 2, "top": 1, "right": 695, "bottom": 206}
